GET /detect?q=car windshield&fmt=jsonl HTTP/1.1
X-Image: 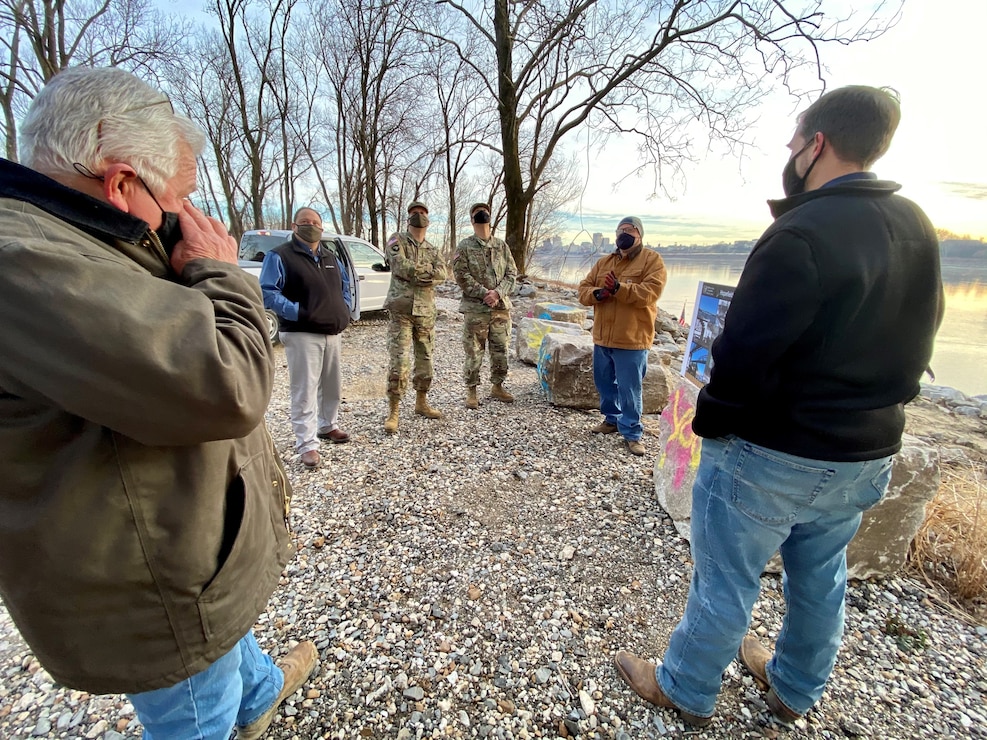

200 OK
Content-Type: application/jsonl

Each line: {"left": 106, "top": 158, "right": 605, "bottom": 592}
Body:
{"left": 238, "top": 234, "right": 288, "bottom": 262}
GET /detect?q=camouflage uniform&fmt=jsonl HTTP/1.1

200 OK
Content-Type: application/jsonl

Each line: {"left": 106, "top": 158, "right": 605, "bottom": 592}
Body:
{"left": 452, "top": 234, "right": 518, "bottom": 386}
{"left": 384, "top": 231, "right": 447, "bottom": 398}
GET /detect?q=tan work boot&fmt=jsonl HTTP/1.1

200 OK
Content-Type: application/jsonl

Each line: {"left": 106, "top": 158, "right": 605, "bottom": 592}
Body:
{"left": 738, "top": 636, "right": 803, "bottom": 724}
{"left": 614, "top": 650, "right": 712, "bottom": 727}
{"left": 490, "top": 383, "right": 515, "bottom": 403}
{"left": 384, "top": 396, "right": 400, "bottom": 434}
{"left": 415, "top": 391, "right": 443, "bottom": 419}
{"left": 466, "top": 386, "right": 479, "bottom": 409}
{"left": 236, "top": 640, "right": 318, "bottom": 739}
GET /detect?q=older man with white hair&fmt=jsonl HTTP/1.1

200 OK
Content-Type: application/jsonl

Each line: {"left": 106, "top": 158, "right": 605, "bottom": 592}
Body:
{"left": 0, "top": 67, "right": 315, "bottom": 740}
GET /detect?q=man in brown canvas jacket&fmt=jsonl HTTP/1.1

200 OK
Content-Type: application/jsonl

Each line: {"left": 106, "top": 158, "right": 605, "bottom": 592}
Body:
{"left": 0, "top": 67, "right": 315, "bottom": 740}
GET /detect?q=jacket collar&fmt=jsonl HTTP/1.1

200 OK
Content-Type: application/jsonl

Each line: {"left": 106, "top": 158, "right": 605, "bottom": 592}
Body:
{"left": 0, "top": 158, "right": 150, "bottom": 244}
{"left": 767, "top": 177, "right": 902, "bottom": 220}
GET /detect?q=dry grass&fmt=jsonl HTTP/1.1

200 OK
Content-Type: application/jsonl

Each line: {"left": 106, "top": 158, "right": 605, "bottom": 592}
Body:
{"left": 910, "top": 461, "right": 987, "bottom": 619}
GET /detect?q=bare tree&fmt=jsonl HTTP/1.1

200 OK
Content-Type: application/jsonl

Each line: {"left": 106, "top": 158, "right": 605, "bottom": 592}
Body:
{"left": 0, "top": 0, "right": 184, "bottom": 159}
{"left": 436, "top": 0, "right": 899, "bottom": 273}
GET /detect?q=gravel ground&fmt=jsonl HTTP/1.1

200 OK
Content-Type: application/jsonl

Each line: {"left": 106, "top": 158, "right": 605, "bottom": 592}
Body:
{"left": 1, "top": 291, "right": 985, "bottom": 740}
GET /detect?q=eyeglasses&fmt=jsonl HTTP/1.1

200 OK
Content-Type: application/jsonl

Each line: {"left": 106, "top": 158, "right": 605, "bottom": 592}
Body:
{"left": 617, "top": 227, "right": 637, "bottom": 235}
{"left": 118, "top": 97, "right": 175, "bottom": 116}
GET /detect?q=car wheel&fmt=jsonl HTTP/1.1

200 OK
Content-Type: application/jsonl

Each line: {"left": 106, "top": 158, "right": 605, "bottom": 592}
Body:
{"left": 265, "top": 310, "right": 280, "bottom": 345}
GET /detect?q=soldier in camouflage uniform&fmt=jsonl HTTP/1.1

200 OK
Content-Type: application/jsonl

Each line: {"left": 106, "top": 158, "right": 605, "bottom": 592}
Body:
{"left": 382, "top": 201, "right": 447, "bottom": 433}
{"left": 452, "top": 202, "right": 518, "bottom": 409}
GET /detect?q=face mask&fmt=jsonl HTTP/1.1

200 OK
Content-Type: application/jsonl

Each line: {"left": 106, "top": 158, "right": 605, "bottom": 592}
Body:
{"left": 137, "top": 176, "right": 183, "bottom": 255}
{"left": 408, "top": 213, "right": 429, "bottom": 228}
{"left": 156, "top": 211, "right": 183, "bottom": 255}
{"left": 615, "top": 232, "right": 636, "bottom": 250}
{"left": 473, "top": 210, "right": 490, "bottom": 225}
{"left": 295, "top": 223, "right": 323, "bottom": 243}
{"left": 782, "top": 138, "right": 821, "bottom": 197}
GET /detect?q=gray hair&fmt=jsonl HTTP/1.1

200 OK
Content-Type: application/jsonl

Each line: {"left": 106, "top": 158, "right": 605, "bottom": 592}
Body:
{"left": 20, "top": 66, "right": 205, "bottom": 193}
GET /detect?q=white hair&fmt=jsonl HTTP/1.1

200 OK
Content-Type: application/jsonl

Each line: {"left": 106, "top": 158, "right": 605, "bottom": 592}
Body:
{"left": 20, "top": 66, "right": 205, "bottom": 193}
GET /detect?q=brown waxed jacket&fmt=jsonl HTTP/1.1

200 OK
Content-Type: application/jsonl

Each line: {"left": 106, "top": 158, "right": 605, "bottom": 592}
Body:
{"left": 0, "top": 160, "right": 292, "bottom": 694}
{"left": 578, "top": 247, "right": 667, "bottom": 350}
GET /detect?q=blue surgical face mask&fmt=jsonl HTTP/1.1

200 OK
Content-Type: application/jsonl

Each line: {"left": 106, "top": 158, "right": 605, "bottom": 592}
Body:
{"left": 616, "top": 232, "right": 636, "bottom": 250}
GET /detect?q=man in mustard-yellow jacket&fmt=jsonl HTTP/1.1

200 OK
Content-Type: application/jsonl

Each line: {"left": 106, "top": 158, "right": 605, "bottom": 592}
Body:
{"left": 578, "top": 216, "right": 667, "bottom": 455}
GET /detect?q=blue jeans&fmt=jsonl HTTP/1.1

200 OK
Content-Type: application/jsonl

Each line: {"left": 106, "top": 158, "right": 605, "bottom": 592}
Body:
{"left": 657, "top": 436, "right": 892, "bottom": 718}
{"left": 593, "top": 345, "right": 648, "bottom": 441}
{"left": 128, "top": 632, "right": 283, "bottom": 740}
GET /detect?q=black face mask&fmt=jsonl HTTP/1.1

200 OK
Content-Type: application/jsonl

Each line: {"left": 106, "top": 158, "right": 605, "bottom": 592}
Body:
{"left": 472, "top": 210, "right": 490, "bottom": 225}
{"left": 408, "top": 212, "right": 429, "bottom": 228}
{"left": 156, "top": 210, "right": 183, "bottom": 255}
{"left": 782, "top": 139, "right": 821, "bottom": 197}
{"left": 615, "top": 232, "right": 636, "bottom": 250}
{"left": 138, "top": 176, "right": 183, "bottom": 255}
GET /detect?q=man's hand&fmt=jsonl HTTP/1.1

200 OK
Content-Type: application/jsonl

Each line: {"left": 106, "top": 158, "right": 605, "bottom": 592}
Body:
{"left": 483, "top": 289, "right": 500, "bottom": 307}
{"left": 604, "top": 271, "right": 620, "bottom": 294}
{"left": 170, "top": 201, "right": 238, "bottom": 274}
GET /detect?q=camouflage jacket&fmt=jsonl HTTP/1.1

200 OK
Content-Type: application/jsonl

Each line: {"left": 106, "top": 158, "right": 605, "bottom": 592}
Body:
{"left": 452, "top": 233, "right": 517, "bottom": 313}
{"left": 383, "top": 231, "right": 447, "bottom": 317}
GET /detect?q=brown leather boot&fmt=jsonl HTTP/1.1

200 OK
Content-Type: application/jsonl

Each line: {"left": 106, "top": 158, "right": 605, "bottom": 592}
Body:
{"left": 236, "top": 641, "right": 318, "bottom": 739}
{"left": 383, "top": 396, "right": 400, "bottom": 434}
{"left": 415, "top": 391, "right": 442, "bottom": 419}
{"left": 614, "top": 650, "right": 712, "bottom": 727}
{"left": 738, "top": 636, "right": 803, "bottom": 724}
{"left": 490, "top": 383, "right": 515, "bottom": 403}
{"left": 466, "top": 386, "right": 479, "bottom": 409}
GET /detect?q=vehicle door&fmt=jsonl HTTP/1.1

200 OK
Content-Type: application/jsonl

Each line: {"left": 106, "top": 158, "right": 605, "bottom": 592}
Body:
{"left": 322, "top": 238, "right": 361, "bottom": 321}
{"left": 343, "top": 239, "right": 391, "bottom": 312}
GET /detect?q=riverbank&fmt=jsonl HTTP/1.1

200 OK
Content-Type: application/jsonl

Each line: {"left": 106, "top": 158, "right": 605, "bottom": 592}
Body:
{"left": 0, "top": 290, "right": 984, "bottom": 739}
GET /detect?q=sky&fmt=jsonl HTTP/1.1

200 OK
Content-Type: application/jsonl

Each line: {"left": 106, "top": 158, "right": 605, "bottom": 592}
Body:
{"left": 159, "top": 0, "right": 985, "bottom": 246}
{"left": 566, "top": 0, "right": 987, "bottom": 245}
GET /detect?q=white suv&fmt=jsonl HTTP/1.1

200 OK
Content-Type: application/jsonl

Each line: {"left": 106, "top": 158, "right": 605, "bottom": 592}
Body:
{"left": 238, "top": 229, "right": 392, "bottom": 344}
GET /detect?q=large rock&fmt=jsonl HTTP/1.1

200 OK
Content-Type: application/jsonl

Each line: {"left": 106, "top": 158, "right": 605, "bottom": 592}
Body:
{"left": 653, "top": 425, "right": 941, "bottom": 580}
{"left": 515, "top": 317, "right": 589, "bottom": 365}
{"left": 537, "top": 333, "right": 674, "bottom": 412}
{"left": 533, "top": 301, "right": 587, "bottom": 325}
{"left": 653, "top": 376, "right": 702, "bottom": 539}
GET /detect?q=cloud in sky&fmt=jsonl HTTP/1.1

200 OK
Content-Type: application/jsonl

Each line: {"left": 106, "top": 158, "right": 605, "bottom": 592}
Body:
{"left": 939, "top": 182, "right": 987, "bottom": 201}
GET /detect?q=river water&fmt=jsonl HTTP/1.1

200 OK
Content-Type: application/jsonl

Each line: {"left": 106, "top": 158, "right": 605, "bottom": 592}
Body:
{"left": 531, "top": 253, "right": 987, "bottom": 398}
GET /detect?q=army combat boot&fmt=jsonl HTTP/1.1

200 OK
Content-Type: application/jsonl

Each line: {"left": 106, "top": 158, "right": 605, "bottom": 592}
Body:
{"left": 384, "top": 396, "right": 400, "bottom": 434}
{"left": 466, "top": 386, "right": 479, "bottom": 409}
{"left": 490, "top": 383, "right": 515, "bottom": 403}
{"left": 415, "top": 391, "right": 443, "bottom": 419}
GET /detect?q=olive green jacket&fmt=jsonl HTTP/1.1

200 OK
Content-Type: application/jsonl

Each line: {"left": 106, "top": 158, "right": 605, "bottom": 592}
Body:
{"left": 452, "top": 233, "right": 517, "bottom": 313}
{"left": 383, "top": 230, "right": 447, "bottom": 317}
{"left": 0, "top": 161, "right": 292, "bottom": 694}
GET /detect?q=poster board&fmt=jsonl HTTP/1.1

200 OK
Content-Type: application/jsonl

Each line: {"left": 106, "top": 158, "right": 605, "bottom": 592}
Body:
{"left": 680, "top": 281, "right": 735, "bottom": 387}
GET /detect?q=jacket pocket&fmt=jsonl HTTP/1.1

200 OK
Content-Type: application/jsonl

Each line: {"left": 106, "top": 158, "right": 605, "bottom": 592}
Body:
{"left": 196, "top": 452, "right": 284, "bottom": 641}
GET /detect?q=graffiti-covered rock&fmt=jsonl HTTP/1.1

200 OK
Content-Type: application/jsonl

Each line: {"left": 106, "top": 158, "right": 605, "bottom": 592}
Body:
{"left": 537, "top": 334, "right": 674, "bottom": 411}
{"left": 515, "top": 317, "right": 589, "bottom": 365}
{"left": 653, "top": 376, "right": 702, "bottom": 538}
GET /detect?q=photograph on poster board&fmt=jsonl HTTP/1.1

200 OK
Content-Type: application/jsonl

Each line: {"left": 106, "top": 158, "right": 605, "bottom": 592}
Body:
{"left": 680, "top": 281, "right": 735, "bottom": 387}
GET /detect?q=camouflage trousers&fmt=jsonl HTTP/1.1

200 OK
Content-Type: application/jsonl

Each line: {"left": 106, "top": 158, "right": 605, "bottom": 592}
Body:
{"left": 387, "top": 310, "right": 436, "bottom": 397}
{"left": 462, "top": 308, "right": 511, "bottom": 387}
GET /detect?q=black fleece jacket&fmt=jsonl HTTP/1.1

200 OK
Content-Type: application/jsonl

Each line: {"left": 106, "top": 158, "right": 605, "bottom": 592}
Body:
{"left": 693, "top": 177, "right": 945, "bottom": 462}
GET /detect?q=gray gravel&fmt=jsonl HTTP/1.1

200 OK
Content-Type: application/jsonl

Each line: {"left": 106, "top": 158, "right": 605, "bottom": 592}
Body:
{"left": 1, "top": 291, "right": 985, "bottom": 739}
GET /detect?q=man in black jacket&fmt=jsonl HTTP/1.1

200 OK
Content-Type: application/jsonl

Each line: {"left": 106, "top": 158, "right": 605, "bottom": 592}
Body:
{"left": 261, "top": 208, "right": 354, "bottom": 468}
{"left": 615, "top": 86, "right": 944, "bottom": 727}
